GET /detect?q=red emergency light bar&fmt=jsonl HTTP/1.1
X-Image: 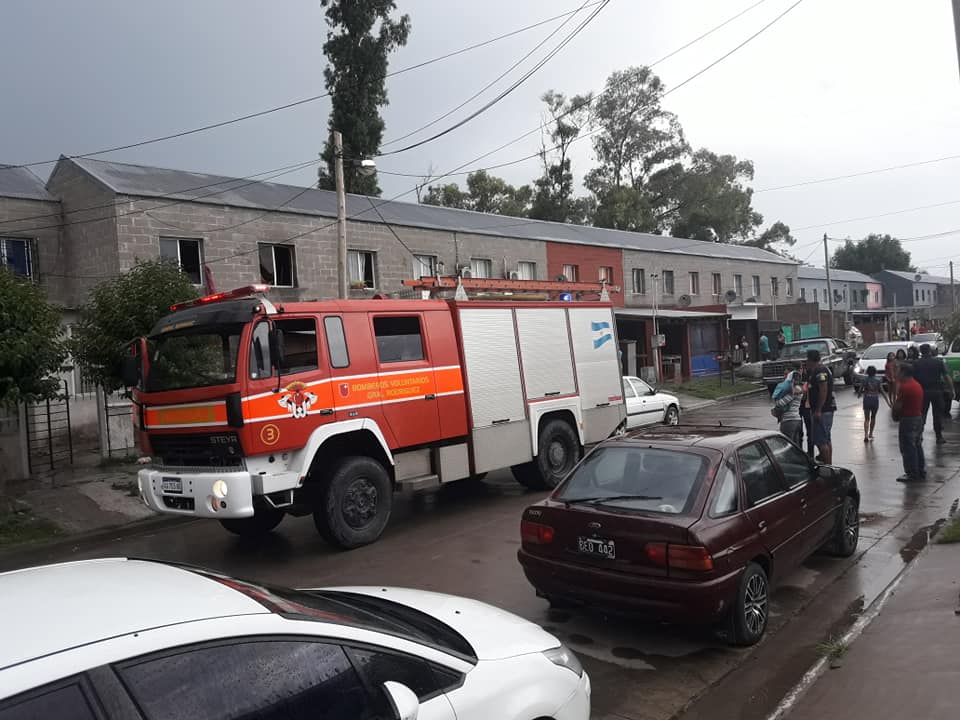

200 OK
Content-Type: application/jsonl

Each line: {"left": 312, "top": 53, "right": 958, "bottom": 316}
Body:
{"left": 170, "top": 284, "right": 269, "bottom": 312}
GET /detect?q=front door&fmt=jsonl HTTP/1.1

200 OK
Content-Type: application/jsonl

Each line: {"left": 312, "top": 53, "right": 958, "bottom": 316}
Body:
{"left": 737, "top": 441, "right": 806, "bottom": 573}
{"left": 625, "top": 377, "right": 663, "bottom": 427}
{"left": 370, "top": 313, "right": 442, "bottom": 449}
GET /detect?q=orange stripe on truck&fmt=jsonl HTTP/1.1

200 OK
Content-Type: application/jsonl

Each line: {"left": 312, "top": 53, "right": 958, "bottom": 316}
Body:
{"left": 145, "top": 403, "right": 226, "bottom": 428}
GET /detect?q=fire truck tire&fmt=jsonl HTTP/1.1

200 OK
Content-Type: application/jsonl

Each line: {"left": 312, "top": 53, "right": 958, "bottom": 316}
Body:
{"left": 314, "top": 456, "right": 392, "bottom": 549}
{"left": 219, "top": 507, "right": 284, "bottom": 537}
{"left": 512, "top": 419, "right": 581, "bottom": 490}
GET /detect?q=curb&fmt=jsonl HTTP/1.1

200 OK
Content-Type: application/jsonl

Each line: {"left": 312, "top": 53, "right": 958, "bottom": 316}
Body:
{"left": 680, "top": 386, "right": 767, "bottom": 410}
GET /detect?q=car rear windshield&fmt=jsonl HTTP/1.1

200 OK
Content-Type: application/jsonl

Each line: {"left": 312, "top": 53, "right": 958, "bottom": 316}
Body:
{"left": 555, "top": 445, "right": 709, "bottom": 514}
{"left": 780, "top": 341, "right": 829, "bottom": 360}
{"left": 201, "top": 571, "right": 476, "bottom": 662}
{"left": 862, "top": 344, "right": 901, "bottom": 359}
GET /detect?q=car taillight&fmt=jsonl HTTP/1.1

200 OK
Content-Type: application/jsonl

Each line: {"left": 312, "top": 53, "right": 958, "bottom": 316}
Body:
{"left": 644, "top": 542, "right": 713, "bottom": 572}
{"left": 521, "top": 520, "right": 555, "bottom": 545}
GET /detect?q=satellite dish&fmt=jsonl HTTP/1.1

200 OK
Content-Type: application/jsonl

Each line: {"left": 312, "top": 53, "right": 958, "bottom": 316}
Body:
{"left": 555, "top": 274, "right": 568, "bottom": 282}
{"left": 915, "top": 274, "right": 923, "bottom": 282}
{"left": 678, "top": 294, "right": 692, "bottom": 307}
{"left": 724, "top": 289, "right": 738, "bottom": 303}
{"left": 833, "top": 290, "right": 843, "bottom": 303}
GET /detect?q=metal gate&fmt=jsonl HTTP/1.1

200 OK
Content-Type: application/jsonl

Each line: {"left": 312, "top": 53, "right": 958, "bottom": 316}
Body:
{"left": 25, "top": 380, "right": 73, "bottom": 474}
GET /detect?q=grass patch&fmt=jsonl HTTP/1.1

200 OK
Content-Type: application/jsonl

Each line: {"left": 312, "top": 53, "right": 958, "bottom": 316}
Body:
{"left": 0, "top": 511, "right": 63, "bottom": 548}
{"left": 675, "top": 378, "right": 759, "bottom": 400}
{"left": 936, "top": 515, "right": 960, "bottom": 544}
{"left": 816, "top": 636, "right": 848, "bottom": 666}
{"left": 111, "top": 479, "right": 139, "bottom": 497}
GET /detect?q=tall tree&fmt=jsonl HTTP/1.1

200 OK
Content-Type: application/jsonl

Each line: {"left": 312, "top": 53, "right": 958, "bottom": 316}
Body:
{"left": 317, "top": 0, "right": 410, "bottom": 196}
{"left": 831, "top": 234, "right": 915, "bottom": 275}
{"left": 530, "top": 90, "right": 593, "bottom": 223}
{"left": 422, "top": 170, "right": 532, "bottom": 217}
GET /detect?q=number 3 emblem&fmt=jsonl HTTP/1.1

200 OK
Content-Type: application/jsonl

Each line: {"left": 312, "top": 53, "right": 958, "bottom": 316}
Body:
{"left": 260, "top": 424, "right": 280, "bottom": 446}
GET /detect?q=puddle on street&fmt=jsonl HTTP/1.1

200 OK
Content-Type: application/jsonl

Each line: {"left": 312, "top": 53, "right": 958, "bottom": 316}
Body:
{"left": 899, "top": 519, "right": 947, "bottom": 562}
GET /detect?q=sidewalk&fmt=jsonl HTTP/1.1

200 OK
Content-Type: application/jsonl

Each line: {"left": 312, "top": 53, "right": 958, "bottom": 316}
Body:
{"left": 784, "top": 537, "right": 960, "bottom": 718}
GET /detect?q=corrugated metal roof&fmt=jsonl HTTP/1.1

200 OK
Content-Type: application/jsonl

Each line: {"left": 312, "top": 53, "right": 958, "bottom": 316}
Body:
{"left": 0, "top": 164, "right": 56, "bottom": 201}
{"left": 878, "top": 269, "right": 952, "bottom": 285}
{"left": 797, "top": 267, "right": 874, "bottom": 283}
{"left": 67, "top": 157, "right": 795, "bottom": 266}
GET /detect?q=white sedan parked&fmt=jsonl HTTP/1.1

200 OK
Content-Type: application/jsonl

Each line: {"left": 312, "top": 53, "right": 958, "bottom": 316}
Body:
{"left": 623, "top": 375, "right": 681, "bottom": 428}
{"left": 0, "top": 559, "right": 590, "bottom": 720}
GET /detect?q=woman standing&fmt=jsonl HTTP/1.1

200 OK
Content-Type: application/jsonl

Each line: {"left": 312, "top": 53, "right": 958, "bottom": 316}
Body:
{"left": 798, "top": 363, "right": 815, "bottom": 457}
{"left": 861, "top": 366, "right": 887, "bottom": 442}
{"left": 884, "top": 351, "right": 898, "bottom": 394}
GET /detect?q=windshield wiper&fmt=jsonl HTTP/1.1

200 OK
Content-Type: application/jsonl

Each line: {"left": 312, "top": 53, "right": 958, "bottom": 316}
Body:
{"left": 563, "top": 494, "right": 663, "bottom": 505}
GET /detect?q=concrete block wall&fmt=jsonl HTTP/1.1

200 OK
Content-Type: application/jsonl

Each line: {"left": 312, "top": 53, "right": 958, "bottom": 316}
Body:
{"left": 0, "top": 196, "right": 67, "bottom": 306}
{"left": 622, "top": 249, "right": 797, "bottom": 309}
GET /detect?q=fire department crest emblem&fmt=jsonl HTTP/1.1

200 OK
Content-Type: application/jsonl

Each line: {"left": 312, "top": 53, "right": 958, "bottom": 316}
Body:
{"left": 339, "top": 383, "right": 350, "bottom": 398}
{"left": 277, "top": 381, "right": 318, "bottom": 419}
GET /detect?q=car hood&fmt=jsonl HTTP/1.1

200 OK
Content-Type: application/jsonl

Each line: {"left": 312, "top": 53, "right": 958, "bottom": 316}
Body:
{"left": 321, "top": 586, "right": 560, "bottom": 660}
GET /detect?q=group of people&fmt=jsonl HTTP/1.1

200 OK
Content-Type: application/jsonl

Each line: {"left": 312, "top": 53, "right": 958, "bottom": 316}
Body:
{"left": 772, "top": 342, "right": 954, "bottom": 484}
{"left": 757, "top": 330, "right": 787, "bottom": 362}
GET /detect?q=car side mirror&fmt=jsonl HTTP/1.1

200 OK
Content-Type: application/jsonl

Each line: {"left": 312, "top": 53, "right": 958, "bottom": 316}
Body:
{"left": 647, "top": 388, "right": 657, "bottom": 396}
{"left": 383, "top": 681, "right": 419, "bottom": 720}
{"left": 268, "top": 328, "right": 286, "bottom": 370}
{"left": 119, "top": 355, "right": 139, "bottom": 388}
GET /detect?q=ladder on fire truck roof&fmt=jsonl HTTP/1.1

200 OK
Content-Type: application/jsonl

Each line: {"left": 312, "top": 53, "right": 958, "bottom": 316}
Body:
{"left": 402, "top": 276, "right": 616, "bottom": 302}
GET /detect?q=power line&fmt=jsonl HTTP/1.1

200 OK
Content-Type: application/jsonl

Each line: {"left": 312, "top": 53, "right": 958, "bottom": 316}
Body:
{"left": 755, "top": 153, "right": 960, "bottom": 193}
{"left": 793, "top": 197, "right": 960, "bottom": 232}
{"left": 6, "top": 2, "right": 605, "bottom": 169}
{"left": 376, "top": 0, "right": 610, "bottom": 157}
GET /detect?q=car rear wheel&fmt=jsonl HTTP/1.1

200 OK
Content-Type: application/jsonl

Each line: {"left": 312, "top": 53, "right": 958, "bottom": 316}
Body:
{"left": 828, "top": 495, "right": 859, "bottom": 557}
{"left": 314, "top": 456, "right": 392, "bottom": 550}
{"left": 663, "top": 404, "right": 680, "bottom": 425}
{"left": 220, "top": 507, "right": 284, "bottom": 537}
{"left": 512, "top": 419, "right": 581, "bottom": 491}
{"left": 730, "top": 562, "right": 769, "bottom": 646}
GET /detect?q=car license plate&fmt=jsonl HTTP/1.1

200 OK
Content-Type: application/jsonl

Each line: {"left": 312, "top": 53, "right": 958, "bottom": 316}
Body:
{"left": 161, "top": 477, "right": 182, "bottom": 494}
{"left": 578, "top": 536, "right": 616, "bottom": 559}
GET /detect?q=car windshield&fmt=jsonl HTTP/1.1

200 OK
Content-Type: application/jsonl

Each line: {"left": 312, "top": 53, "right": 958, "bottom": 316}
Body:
{"left": 780, "top": 341, "right": 829, "bottom": 360}
{"left": 146, "top": 323, "right": 244, "bottom": 392}
{"left": 555, "top": 445, "right": 708, "bottom": 514}
{"left": 912, "top": 334, "right": 938, "bottom": 343}
{"left": 862, "top": 344, "right": 900, "bottom": 360}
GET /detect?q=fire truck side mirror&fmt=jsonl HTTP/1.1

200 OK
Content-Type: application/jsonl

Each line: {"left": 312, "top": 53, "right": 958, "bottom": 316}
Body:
{"left": 120, "top": 356, "right": 139, "bottom": 388}
{"left": 269, "top": 328, "right": 286, "bottom": 370}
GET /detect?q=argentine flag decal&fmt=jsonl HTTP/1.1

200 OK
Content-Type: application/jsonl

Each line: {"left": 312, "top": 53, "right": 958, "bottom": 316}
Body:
{"left": 591, "top": 321, "right": 612, "bottom": 349}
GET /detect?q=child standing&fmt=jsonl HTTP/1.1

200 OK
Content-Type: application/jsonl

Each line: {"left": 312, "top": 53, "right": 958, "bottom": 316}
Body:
{"left": 861, "top": 365, "right": 887, "bottom": 442}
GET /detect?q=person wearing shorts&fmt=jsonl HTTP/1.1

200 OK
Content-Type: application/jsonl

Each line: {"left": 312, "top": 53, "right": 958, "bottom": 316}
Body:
{"left": 860, "top": 365, "right": 886, "bottom": 442}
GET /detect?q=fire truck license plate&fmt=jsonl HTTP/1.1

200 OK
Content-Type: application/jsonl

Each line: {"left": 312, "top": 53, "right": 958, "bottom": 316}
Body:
{"left": 578, "top": 537, "right": 616, "bottom": 559}
{"left": 161, "top": 477, "right": 182, "bottom": 494}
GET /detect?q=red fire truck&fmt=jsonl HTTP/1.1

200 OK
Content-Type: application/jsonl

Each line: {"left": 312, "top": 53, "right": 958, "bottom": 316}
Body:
{"left": 129, "top": 284, "right": 625, "bottom": 549}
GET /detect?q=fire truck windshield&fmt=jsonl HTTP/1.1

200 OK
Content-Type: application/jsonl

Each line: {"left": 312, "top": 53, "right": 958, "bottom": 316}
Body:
{"left": 146, "top": 323, "right": 244, "bottom": 392}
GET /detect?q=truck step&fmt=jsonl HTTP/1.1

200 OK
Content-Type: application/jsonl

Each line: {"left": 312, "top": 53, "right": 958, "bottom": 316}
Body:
{"left": 398, "top": 474, "right": 440, "bottom": 492}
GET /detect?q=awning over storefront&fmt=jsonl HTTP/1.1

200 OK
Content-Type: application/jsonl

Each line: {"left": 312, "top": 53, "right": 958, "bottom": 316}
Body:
{"left": 615, "top": 308, "right": 729, "bottom": 320}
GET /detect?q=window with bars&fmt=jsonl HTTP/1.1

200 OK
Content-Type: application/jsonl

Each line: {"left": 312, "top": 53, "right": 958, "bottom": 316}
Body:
{"left": 632, "top": 268, "right": 646, "bottom": 294}
{"left": 258, "top": 244, "right": 296, "bottom": 287}
{"left": 159, "top": 237, "right": 203, "bottom": 285}
{"left": 734, "top": 274, "right": 743, "bottom": 298}
{"left": 786, "top": 277, "right": 794, "bottom": 297}
{"left": 348, "top": 250, "right": 376, "bottom": 288}
{"left": 689, "top": 271, "right": 700, "bottom": 295}
{"left": 662, "top": 270, "right": 675, "bottom": 295}
{"left": 598, "top": 266, "right": 614, "bottom": 284}
{"left": 413, "top": 254, "right": 436, "bottom": 278}
{"left": 751, "top": 275, "right": 761, "bottom": 299}
{"left": 771, "top": 277, "right": 779, "bottom": 297}
{"left": 1, "top": 237, "right": 33, "bottom": 280}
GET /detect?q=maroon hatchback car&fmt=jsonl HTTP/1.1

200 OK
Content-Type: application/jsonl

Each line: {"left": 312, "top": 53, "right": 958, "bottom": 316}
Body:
{"left": 517, "top": 426, "right": 860, "bottom": 645}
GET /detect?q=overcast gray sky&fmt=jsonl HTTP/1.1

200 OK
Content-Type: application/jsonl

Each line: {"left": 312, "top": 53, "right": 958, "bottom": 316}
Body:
{"left": 3, "top": 0, "right": 958, "bottom": 272}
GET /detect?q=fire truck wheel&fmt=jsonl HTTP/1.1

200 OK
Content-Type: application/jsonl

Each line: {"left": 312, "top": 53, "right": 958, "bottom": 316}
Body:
{"left": 219, "top": 507, "right": 284, "bottom": 537}
{"left": 314, "top": 456, "right": 392, "bottom": 549}
{"left": 512, "top": 419, "right": 581, "bottom": 490}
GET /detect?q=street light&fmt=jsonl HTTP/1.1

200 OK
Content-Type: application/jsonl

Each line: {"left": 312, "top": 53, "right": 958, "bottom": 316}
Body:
{"left": 333, "top": 130, "right": 377, "bottom": 299}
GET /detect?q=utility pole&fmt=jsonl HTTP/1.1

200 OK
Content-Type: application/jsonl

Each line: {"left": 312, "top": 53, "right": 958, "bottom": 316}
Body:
{"left": 951, "top": 260, "right": 957, "bottom": 313}
{"left": 823, "top": 233, "right": 835, "bottom": 338}
{"left": 333, "top": 130, "right": 348, "bottom": 300}
{"left": 650, "top": 272, "right": 660, "bottom": 384}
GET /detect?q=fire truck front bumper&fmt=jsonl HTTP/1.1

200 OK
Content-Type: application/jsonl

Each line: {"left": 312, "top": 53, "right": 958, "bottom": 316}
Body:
{"left": 138, "top": 468, "right": 258, "bottom": 519}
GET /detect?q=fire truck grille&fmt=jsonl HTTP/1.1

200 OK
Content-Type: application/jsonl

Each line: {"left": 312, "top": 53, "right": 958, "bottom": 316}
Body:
{"left": 149, "top": 433, "right": 245, "bottom": 469}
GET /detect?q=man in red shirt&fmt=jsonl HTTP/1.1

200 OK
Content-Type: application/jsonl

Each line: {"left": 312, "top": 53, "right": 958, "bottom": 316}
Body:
{"left": 894, "top": 364, "right": 925, "bottom": 482}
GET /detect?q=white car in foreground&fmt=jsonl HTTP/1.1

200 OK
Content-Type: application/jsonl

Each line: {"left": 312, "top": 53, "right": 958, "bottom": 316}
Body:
{"left": 0, "top": 559, "right": 589, "bottom": 720}
{"left": 623, "top": 375, "right": 681, "bottom": 428}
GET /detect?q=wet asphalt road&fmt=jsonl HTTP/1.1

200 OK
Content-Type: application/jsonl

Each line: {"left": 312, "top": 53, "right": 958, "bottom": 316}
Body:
{"left": 2, "top": 385, "right": 959, "bottom": 720}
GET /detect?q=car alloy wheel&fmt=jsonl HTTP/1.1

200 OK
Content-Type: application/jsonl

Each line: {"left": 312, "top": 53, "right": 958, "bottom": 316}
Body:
{"left": 664, "top": 405, "right": 680, "bottom": 425}
{"left": 843, "top": 499, "right": 859, "bottom": 549}
{"left": 743, "top": 573, "right": 768, "bottom": 637}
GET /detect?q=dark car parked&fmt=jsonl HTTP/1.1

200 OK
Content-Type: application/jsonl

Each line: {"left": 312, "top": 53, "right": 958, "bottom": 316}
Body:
{"left": 517, "top": 426, "right": 859, "bottom": 646}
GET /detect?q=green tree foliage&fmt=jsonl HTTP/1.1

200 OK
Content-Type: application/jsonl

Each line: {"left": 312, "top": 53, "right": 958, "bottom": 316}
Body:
{"left": 69, "top": 260, "right": 198, "bottom": 392}
{"left": 422, "top": 170, "right": 532, "bottom": 217}
{"left": 317, "top": 0, "right": 410, "bottom": 196}
{"left": 530, "top": 91, "right": 593, "bottom": 223}
{"left": 0, "top": 271, "right": 66, "bottom": 407}
{"left": 830, "top": 234, "right": 915, "bottom": 275}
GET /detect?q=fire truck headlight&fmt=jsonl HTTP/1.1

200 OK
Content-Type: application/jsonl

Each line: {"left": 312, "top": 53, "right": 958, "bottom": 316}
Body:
{"left": 212, "top": 480, "right": 229, "bottom": 499}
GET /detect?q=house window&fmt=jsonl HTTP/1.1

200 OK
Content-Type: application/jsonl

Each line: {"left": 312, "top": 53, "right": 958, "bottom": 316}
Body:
{"left": 347, "top": 250, "right": 376, "bottom": 288}
{"left": 632, "top": 268, "right": 646, "bottom": 294}
{"left": 712, "top": 272, "right": 722, "bottom": 296}
{"left": 470, "top": 258, "right": 492, "bottom": 279}
{"left": 598, "top": 266, "right": 614, "bottom": 284}
{"left": 662, "top": 270, "right": 675, "bottom": 295}
{"left": 517, "top": 261, "right": 536, "bottom": 280}
{"left": 800, "top": 287, "right": 806, "bottom": 300}
{"left": 813, "top": 288, "right": 818, "bottom": 302}
{"left": 0, "top": 237, "right": 33, "bottom": 280}
{"left": 771, "top": 277, "right": 779, "bottom": 298}
{"left": 562, "top": 264, "right": 579, "bottom": 282}
{"left": 874, "top": 290, "right": 879, "bottom": 304}
{"left": 258, "top": 243, "right": 296, "bottom": 287}
{"left": 734, "top": 274, "right": 743, "bottom": 298}
{"left": 413, "top": 254, "right": 436, "bottom": 278}
{"left": 159, "top": 237, "right": 203, "bottom": 285}
{"left": 751, "top": 275, "right": 761, "bottom": 299}
{"left": 689, "top": 271, "right": 700, "bottom": 295}
{"left": 786, "top": 277, "right": 794, "bottom": 297}
{"left": 915, "top": 289, "right": 920, "bottom": 302}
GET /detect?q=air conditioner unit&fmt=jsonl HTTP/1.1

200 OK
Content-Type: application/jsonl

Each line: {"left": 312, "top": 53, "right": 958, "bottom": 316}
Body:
{"left": 460, "top": 267, "right": 473, "bottom": 279}
{"left": 555, "top": 274, "right": 568, "bottom": 282}
{"left": 508, "top": 270, "right": 522, "bottom": 280}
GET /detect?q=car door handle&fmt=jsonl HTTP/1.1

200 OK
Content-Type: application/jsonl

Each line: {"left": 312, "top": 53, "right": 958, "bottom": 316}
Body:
{"left": 800, "top": 498, "right": 808, "bottom": 509}
{"left": 319, "top": 408, "right": 334, "bottom": 416}
{"left": 757, "top": 520, "right": 767, "bottom": 533}
{"left": 424, "top": 394, "right": 436, "bottom": 400}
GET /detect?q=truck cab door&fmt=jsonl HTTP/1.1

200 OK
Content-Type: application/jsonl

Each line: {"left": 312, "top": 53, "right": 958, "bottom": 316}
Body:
{"left": 369, "top": 312, "right": 442, "bottom": 450}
